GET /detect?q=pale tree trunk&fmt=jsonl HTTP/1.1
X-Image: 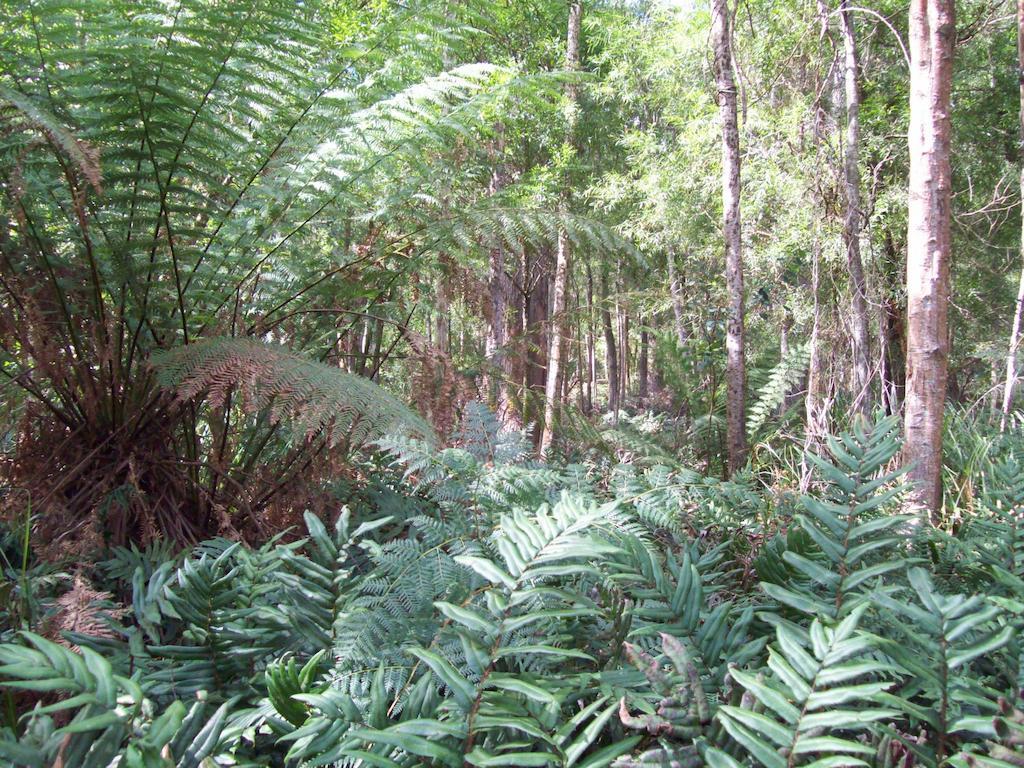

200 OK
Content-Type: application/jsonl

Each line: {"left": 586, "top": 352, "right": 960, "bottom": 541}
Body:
{"left": 540, "top": 0, "right": 582, "bottom": 457}
{"left": 576, "top": 300, "right": 587, "bottom": 412}
{"left": 639, "top": 318, "right": 649, "bottom": 401}
{"left": 586, "top": 261, "right": 596, "bottom": 413}
{"left": 1001, "top": 2, "right": 1024, "bottom": 433}
{"left": 904, "top": 0, "right": 955, "bottom": 520}
{"left": 1002, "top": 265, "right": 1024, "bottom": 431}
{"left": 601, "top": 267, "right": 619, "bottom": 417}
{"left": 369, "top": 315, "right": 384, "bottom": 381}
{"left": 712, "top": 0, "right": 747, "bottom": 474}
{"left": 618, "top": 299, "right": 629, "bottom": 405}
{"left": 803, "top": 225, "right": 828, "bottom": 489}
{"left": 667, "top": 252, "right": 689, "bottom": 348}
{"left": 839, "top": 0, "right": 871, "bottom": 411}
{"left": 484, "top": 127, "right": 520, "bottom": 426}
{"left": 526, "top": 246, "right": 549, "bottom": 433}
{"left": 880, "top": 228, "right": 906, "bottom": 413}
{"left": 803, "top": 5, "right": 831, "bottom": 491}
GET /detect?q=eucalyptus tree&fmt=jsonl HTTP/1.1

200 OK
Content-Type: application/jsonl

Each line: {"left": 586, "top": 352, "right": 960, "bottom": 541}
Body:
{"left": 540, "top": 0, "right": 584, "bottom": 457}
{"left": 1001, "top": 0, "right": 1024, "bottom": 433}
{"left": 838, "top": 0, "right": 872, "bottom": 412}
{"left": 904, "top": 0, "right": 956, "bottom": 518}
{"left": 711, "top": 0, "right": 747, "bottom": 474}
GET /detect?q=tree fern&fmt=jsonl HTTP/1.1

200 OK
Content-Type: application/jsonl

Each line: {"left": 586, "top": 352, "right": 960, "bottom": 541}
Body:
{"left": 152, "top": 337, "right": 433, "bottom": 449}
{"left": 0, "top": 0, "right": 562, "bottom": 542}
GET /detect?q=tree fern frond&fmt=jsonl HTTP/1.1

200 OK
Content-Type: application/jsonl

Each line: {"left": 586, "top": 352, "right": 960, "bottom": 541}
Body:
{"left": 152, "top": 337, "right": 433, "bottom": 450}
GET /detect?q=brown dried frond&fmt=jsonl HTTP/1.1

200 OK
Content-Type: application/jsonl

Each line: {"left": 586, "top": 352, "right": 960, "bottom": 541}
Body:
{"left": 406, "top": 332, "right": 473, "bottom": 440}
{"left": 46, "top": 573, "right": 124, "bottom": 650}
{"left": 151, "top": 337, "right": 433, "bottom": 450}
{"left": 0, "top": 88, "right": 102, "bottom": 194}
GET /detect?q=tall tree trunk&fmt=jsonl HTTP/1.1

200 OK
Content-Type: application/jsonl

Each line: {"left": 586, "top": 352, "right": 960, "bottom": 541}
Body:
{"left": 1001, "top": 3, "right": 1024, "bottom": 433}
{"left": 904, "top": 0, "right": 955, "bottom": 520}
{"left": 880, "top": 228, "right": 906, "bottom": 413}
{"left": 601, "top": 267, "right": 619, "bottom": 417}
{"left": 526, "top": 246, "right": 550, "bottom": 433}
{"left": 576, "top": 298, "right": 587, "bottom": 412}
{"left": 369, "top": 314, "right": 384, "bottom": 381}
{"left": 639, "top": 317, "right": 649, "bottom": 401}
{"left": 618, "top": 300, "right": 629, "bottom": 405}
{"left": 803, "top": 42, "right": 830, "bottom": 491}
{"left": 354, "top": 314, "right": 370, "bottom": 376}
{"left": 667, "top": 252, "right": 689, "bottom": 348}
{"left": 485, "top": 127, "right": 519, "bottom": 425}
{"left": 540, "top": 0, "right": 582, "bottom": 457}
{"left": 712, "top": 0, "right": 747, "bottom": 474}
{"left": 1002, "top": 264, "right": 1024, "bottom": 431}
{"left": 839, "top": 0, "right": 872, "bottom": 411}
{"left": 586, "top": 261, "right": 596, "bottom": 413}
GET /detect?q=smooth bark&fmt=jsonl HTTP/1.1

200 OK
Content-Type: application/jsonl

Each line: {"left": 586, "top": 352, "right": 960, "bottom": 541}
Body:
{"left": 1001, "top": 263, "right": 1024, "bottom": 431}
{"left": 903, "top": 0, "right": 955, "bottom": 519}
{"left": 601, "top": 267, "right": 619, "bottom": 416}
{"left": 586, "top": 261, "right": 596, "bottom": 413}
{"left": 525, "top": 245, "right": 550, "bottom": 430}
{"left": 667, "top": 252, "right": 689, "bottom": 348}
{"left": 639, "top": 318, "right": 649, "bottom": 401}
{"left": 1001, "top": 1, "right": 1024, "bottom": 433}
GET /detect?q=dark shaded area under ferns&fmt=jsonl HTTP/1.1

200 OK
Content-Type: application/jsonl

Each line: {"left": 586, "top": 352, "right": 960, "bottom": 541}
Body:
{"left": 3, "top": 408, "right": 1024, "bottom": 767}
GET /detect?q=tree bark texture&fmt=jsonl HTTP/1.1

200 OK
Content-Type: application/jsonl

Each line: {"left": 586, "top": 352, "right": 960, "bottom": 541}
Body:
{"left": 839, "top": 0, "right": 872, "bottom": 411}
{"left": 711, "top": 0, "right": 747, "bottom": 475}
{"left": 540, "top": 0, "right": 582, "bottom": 457}
{"left": 601, "top": 267, "right": 619, "bottom": 416}
{"left": 903, "top": 0, "right": 955, "bottom": 520}
{"left": 1001, "top": 1, "right": 1024, "bottom": 433}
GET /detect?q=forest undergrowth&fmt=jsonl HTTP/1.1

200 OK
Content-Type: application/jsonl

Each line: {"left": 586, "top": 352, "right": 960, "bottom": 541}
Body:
{"left": 3, "top": 404, "right": 1024, "bottom": 768}
{"left": 2, "top": 0, "right": 1023, "bottom": 765}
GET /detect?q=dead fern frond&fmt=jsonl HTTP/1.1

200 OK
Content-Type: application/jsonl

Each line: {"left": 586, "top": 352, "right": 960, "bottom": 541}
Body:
{"left": 0, "top": 85, "right": 102, "bottom": 195}
{"left": 47, "top": 573, "right": 124, "bottom": 649}
{"left": 152, "top": 338, "right": 435, "bottom": 451}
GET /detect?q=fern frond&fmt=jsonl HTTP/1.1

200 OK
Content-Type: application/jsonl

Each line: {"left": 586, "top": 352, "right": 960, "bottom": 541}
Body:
{"left": 153, "top": 337, "right": 433, "bottom": 449}
{"left": 761, "top": 414, "right": 911, "bottom": 619}
{"left": 718, "top": 606, "right": 899, "bottom": 768}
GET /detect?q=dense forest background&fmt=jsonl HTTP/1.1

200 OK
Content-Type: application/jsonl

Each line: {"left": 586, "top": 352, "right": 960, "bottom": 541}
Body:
{"left": 3, "top": 0, "right": 1024, "bottom": 766}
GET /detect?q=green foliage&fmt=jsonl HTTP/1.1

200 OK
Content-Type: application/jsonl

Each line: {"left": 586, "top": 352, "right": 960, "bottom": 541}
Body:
{"left": 962, "top": 698, "right": 1024, "bottom": 768}
{"left": 719, "top": 606, "right": 899, "bottom": 768}
{"left": 871, "top": 568, "right": 1014, "bottom": 766}
{"left": 746, "top": 343, "right": 811, "bottom": 439}
{"left": 761, "top": 414, "right": 912, "bottom": 619}
{"left": 2, "top": 410, "right": 1024, "bottom": 768}
{"left": 0, "top": 633, "right": 232, "bottom": 768}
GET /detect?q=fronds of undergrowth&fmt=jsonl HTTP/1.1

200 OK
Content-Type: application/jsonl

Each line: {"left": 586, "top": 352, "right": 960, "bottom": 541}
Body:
{"left": 1, "top": 410, "right": 1023, "bottom": 766}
